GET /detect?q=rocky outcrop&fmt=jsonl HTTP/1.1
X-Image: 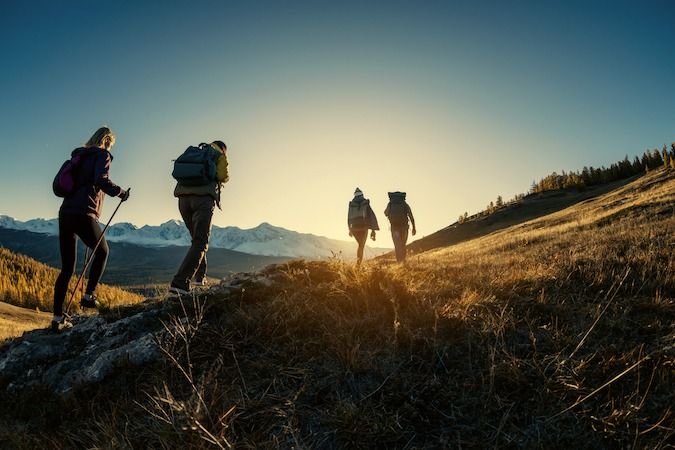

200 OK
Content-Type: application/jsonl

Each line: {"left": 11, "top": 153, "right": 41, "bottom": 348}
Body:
{"left": 0, "top": 302, "right": 166, "bottom": 395}
{"left": 0, "top": 271, "right": 283, "bottom": 396}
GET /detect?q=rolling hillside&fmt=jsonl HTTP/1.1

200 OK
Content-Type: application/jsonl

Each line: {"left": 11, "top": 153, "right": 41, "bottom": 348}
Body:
{"left": 0, "top": 301, "right": 51, "bottom": 342}
{"left": 0, "top": 247, "right": 143, "bottom": 314}
{"left": 0, "top": 229, "right": 291, "bottom": 286}
{"left": 1, "top": 169, "right": 672, "bottom": 448}
{"left": 407, "top": 175, "right": 640, "bottom": 254}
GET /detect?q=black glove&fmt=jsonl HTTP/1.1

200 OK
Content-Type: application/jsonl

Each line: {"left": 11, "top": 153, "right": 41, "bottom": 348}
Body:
{"left": 119, "top": 189, "right": 131, "bottom": 202}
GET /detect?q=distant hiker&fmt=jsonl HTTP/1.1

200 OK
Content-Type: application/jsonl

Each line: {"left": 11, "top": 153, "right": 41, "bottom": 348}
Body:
{"left": 384, "top": 191, "right": 416, "bottom": 262}
{"left": 52, "top": 127, "right": 130, "bottom": 331}
{"left": 347, "top": 188, "right": 379, "bottom": 265}
{"left": 170, "top": 141, "right": 229, "bottom": 294}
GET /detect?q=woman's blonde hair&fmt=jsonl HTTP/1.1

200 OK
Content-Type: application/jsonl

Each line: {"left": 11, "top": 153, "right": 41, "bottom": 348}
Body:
{"left": 85, "top": 127, "right": 116, "bottom": 149}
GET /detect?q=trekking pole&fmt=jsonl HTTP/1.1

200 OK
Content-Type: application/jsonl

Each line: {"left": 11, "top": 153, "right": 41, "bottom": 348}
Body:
{"left": 80, "top": 247, "right": 90, "bottom": 305}
{"left": 65, "top": 189, "right": 130, "bottom": 315}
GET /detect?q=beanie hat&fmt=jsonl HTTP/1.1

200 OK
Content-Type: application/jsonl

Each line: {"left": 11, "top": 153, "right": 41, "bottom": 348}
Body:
{"left": 211, "top": 140, "right": 227, "bottom": 152}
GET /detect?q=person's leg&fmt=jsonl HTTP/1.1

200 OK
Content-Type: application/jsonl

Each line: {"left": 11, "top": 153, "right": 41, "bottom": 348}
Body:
{"left": 171, "top": 197, "right": 196, "bottom": 289}
{"left": 195, "top": 254, "right": 207, "bottom": 281}
{"left": 179, "top": 197, "right": 206, "bottom": 282}
{"left": 74, "top": 216, "right": 109, "bottom": 295}
{"left": 391, "top": 227, "right": 407, "bottom": 262}
{"left": 53, "top": 215, "right": 77, "bottom": 317}
{"left": 400, "top": 227, "right": 409, "bottom": 261}
{"left": 391, "top": 228, "right": 400, "bottom": 262}
{"left": 179, "top": 196, "right": 195, "bottom": 239}
{"left": 353, "top": 229, "right": 368, "bottom": 265}
{"left": 172, "top": 196, "right": 214, "bottom": 288}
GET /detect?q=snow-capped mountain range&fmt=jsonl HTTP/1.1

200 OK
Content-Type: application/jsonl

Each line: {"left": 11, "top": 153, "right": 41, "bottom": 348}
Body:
{"left": 0, "top": 215, "right": 390, "bottom": 259}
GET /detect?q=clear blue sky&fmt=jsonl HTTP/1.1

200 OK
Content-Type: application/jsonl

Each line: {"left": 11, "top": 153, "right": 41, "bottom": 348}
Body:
{"left": 1, "top": 0, "right": 673, "bottom": 241}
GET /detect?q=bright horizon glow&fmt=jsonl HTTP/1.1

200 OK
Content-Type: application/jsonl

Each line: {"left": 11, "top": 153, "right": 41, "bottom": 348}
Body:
{"left": 1, "top": 1, "right": 674, "bottom": 243}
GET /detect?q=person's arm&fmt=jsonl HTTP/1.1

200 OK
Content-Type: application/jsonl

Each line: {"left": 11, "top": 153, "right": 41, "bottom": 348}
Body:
{"left": 368, "top": 206, "right": 379, "bottom": 230}
{"left": 94, "top": 151, "right": 123, "bottom": 198}
{"left": 407, "top": 203, "right": 416, "bottom": 235}
{"left": 367, "top": 206, "right": 378, "bottom": 240}
{"left": 216, "top": 152, "right": 229, "bottom": 183}
{"left": 347, "top": 204, "right": 353, "bottom": 236}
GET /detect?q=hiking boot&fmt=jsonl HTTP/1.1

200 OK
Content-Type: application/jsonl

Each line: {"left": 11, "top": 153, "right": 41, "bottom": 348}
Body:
{"left": 193, "top": 278, "right": 208, "bottom": 287}
{"left": 50, "top": 316, "right": 73, "bottom": 332}
{"left": 80, "top": 293, "right": 100, "bottom": 309}
{"left": 169, "top": 282, "right": 190, "bottom": 295}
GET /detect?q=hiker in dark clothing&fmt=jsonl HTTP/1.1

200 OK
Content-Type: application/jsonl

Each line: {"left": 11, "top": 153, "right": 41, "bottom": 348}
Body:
{"left": 52, "top": 127, "right": 130, "bottom": 331}
{"left": 347, "top": 188, "right": 379, "bottom": 265}
{"left": 384, "top": 192, "right": 416, "bottom": 262}
{"left": 170, "top": 141, "right": 229, "bottom": 294}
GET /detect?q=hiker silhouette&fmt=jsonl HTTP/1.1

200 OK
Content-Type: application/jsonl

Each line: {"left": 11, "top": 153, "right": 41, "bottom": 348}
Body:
{"left": 170, "top": 141, "right": 229, "bottom": 294}
{"left": 384, "top": 192, "right": 416, "bottom": 262}
{"left": 347, "top": 188, "right": 380, "bottom": 265}
{"left": 51, "top": 127, "right": 130, "bottom": 331}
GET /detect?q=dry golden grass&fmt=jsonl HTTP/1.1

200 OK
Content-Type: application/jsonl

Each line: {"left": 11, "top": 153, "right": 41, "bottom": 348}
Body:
{"left": 0, "top": 322, "right": 22, "bottom": 342}
{"left": 1, "top": 168, "right": 673, "bottom": 449}
{"left": 0, "top": 302, "right": 51, "bottom": 342}
{"left": 0, "top": 247, "right": 144, "bottom": 313}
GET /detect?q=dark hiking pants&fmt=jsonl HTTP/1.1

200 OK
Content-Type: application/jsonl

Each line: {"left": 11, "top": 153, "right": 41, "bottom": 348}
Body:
{"left": 172, "top": 195, "right": 215, "bottom": 289}
{"left": 391, "top": 226, "right": 409, "bottom": 262}
{"left": 352, "top": 229, "right": 368, "bottom": 264}
{"left": 53, "top": 213, "right": 109, "bottom": 316}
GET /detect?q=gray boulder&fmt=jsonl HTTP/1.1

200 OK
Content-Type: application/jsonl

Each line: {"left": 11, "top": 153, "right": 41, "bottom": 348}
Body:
{"left": 0, "top": 301, "right": 166, "bottom": 395}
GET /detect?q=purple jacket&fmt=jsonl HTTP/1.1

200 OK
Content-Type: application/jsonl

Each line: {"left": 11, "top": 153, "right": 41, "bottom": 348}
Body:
{"left": 59, "top": 147, "right": 123, "bottom": 219}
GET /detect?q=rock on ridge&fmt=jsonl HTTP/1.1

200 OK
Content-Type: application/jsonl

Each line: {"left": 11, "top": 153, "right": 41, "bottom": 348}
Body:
{"left": 0, "top": 304, "right": 166, "bottom": 395}
{"left": 0, "top": 272, "right": 282, "bottom": 396}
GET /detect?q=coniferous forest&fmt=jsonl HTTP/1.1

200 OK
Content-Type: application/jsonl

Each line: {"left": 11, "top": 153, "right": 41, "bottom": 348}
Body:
{"left": 459, "top": 143, "right": 675, "bottom": 223}
{"left": 0, "top": 247, "right": 142, "bottom": 312}
{"left": 529, "top": 144, "right": 675, "bottom": 194}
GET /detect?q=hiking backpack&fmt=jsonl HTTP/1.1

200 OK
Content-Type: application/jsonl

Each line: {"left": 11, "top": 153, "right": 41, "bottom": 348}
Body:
{"left": 348, "top": 200, "right": 369, "bottom": 228}
{"left": 172, "top": 144, "right": 220, "bottom": 186}
{"left": 53, "top": 154, "right": 86, "bottom": 197}
{"left": 387, "top": 192, "right": 408, "bottom": 227}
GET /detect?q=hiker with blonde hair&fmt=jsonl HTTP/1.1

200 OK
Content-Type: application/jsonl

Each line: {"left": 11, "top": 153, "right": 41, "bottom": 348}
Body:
{"left": 347, "top": 188, "right": 379, "bottom": 265}
{"left": 51, "top": 127, "right": 130, "bottom": 331}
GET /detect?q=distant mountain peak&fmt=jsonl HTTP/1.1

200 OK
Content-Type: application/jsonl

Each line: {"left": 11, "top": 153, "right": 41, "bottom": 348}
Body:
{"left": 0, "top": 214, "right": 391, "bottom": 259}
{"left": 160, "top": 219, "right": 184, "bottom": 227}
{"left": 115, "top": 222, "right": 138, "bottom": 230}
{"left": 256, "top": 222, "right": 276, "bottom": 229}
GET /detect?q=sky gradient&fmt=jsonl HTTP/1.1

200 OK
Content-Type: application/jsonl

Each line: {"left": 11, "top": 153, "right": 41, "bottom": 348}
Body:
{"left": 1, "top": 1, "right": 674, "bottom": 242}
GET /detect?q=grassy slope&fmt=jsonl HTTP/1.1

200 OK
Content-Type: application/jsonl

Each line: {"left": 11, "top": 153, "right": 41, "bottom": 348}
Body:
{"left": 0, "top": 302, "right": 51, "bottom": 343}
{"left": 407, "top": 176, "right": 638, "bottom": 254}
{"left": 1, "top": 169, "right": 673, "bottom": 449}
{"left": 0, "top": 247, "right": 143, "bottom": 315}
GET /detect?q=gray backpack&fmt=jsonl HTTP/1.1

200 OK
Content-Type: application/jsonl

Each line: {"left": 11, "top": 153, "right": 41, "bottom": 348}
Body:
{"left": 172, "top": 144, "right": 220, "bottom": 186}
{"left": 348, "top": 200, "right": 369, "bottom": 228}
